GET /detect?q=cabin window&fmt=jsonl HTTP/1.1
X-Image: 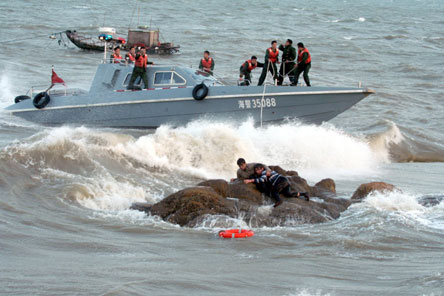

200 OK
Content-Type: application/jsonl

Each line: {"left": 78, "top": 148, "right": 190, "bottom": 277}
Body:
{"left": 154, "top": 72, "right": 172, "bottom": 85}
{"left": 153, "top": 71, "right": 186, "bottom": 86}
{"left": 173, "top": 73, "right": 185, "bottom": 84}
{"left": 123, "top": 73, "right": 141, "bottom": 86}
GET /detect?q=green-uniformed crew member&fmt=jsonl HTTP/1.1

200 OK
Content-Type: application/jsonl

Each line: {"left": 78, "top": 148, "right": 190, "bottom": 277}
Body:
{"left": 239, "top": 56, "right": 264, "bottom": 85}
{"left": 127, "top": 47, "right": 153, "bottom": 89}
{"left": 258, "top": 40, "right": 279, "bottom": 86}
{"left": 199, "top": 50, "right": 215, "bottom": 75}
{"left": 291, "top": 42, "right": 311, "bottom": 87}
{"left": 277, "top": 39, "right": 297, "bottom": 85}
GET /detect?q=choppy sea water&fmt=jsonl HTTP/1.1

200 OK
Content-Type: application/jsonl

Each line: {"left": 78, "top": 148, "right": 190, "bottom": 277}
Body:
{"left": 1, "top": 0, "right": 443, "bottom": 295}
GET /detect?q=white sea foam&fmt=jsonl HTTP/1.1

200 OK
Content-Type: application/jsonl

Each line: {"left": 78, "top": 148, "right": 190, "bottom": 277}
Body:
{"left": 365, "top": 190, "right": 424, "bottom": 213}
{"left": 6, "top": 120, "right": 391, "bottom": 213}
{"left": 109, "top": 119, "right": 381, "bottom": 181}
{"left": 356, "top": 190, "right": 444, "bottom": 230}
{"left": 257, "top": 205, "right": 273, "bottom": 216}
{"left": 69, "top": 180, "right": 147, "bottom": 211}
{"left": 284, "top": 289, "right": 332, "bottom": 296}
{"left": 194, "top": 214, "right": 250, "bottom": 229}
{"left": 358, "top": 17, "right": 366, "bottom": 22}
{"left": 5, "top": 120, "right": 386, "bottom": 212}
{"left": 90, "top": 209, "right": 181, "bottom": 229}
{"left": 0, "top": 72, "right": 13, "bottom": 108}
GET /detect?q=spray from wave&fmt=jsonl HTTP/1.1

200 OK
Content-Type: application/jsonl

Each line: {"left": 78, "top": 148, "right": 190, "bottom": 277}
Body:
{"left": 2, "top": 121, "right": 444, "bottom": 233}
{"left": 0, "top": 72, "right": 13, "bottom": 108}
{"left": 351, "top": 190, "right": 444, "bottom": 230}
{"left": 112, "top": 119, "right": 381, "bottom": 181}
{"left": 5, "top": 118, "right": 444, "bottom": 216}
{"left": 1, "top": 121, "right": 382, "bottom": 213}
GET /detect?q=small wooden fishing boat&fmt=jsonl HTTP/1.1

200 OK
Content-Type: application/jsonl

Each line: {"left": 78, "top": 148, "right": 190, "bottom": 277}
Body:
{"left": 64, "top": 26, "right": 180, "bottom": 55}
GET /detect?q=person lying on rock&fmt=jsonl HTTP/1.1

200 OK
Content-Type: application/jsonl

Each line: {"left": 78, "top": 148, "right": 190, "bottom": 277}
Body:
{"left": 230, "top": 158, "right": 271, "bottom": 182}
{"left": 244, "top": 163, "right": 310, "bottom": 207}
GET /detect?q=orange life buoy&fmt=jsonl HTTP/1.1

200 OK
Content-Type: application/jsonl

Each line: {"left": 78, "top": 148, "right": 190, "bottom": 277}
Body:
{"left": 218, "top": 229, "right": 254, "bottom": 238}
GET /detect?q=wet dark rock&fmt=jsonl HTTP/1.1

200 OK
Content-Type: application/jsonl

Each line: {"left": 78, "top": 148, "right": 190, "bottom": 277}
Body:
{"left": 269, "top": 165, "right": 299, "bottom": 177}
{"left": 131, "top": 169, "right": 351, "bottom": 227}
{"left": 130, "top": 167, "right": 399, "bottom": 227}
{"left": 149, "top": 187, "right": 236, "bottom": 226}
{"left": 198, "top": 179, "right": 264, "bottom": 203}
{"left": 228, "top": 182, "right": 264, "bottom": 203}
{"left": 351, "top": 182, "right": 396, "bottom": 202}
{"left": 130, "top": 202, "right": 152, "bottom": 212}
{"left": 418, "top": 195, "right": 444, "bottom": 207}
{"left": 314, "top": 179, "right": 337, "bottom": 197}
{"left": 287, "top": 175, "right": 313, "bottom": 195}
{"left": 197, "top": 179, "right": 229, "bottom": 197}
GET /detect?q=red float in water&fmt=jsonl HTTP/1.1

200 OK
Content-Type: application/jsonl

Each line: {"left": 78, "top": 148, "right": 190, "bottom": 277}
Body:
{"left": 218, "top": 229, "right": 254, "bottom": 239}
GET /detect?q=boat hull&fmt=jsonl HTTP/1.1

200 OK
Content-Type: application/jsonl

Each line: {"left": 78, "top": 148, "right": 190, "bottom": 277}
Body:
{"left": 6, "top": 86, "right": 372, "bottom": 128}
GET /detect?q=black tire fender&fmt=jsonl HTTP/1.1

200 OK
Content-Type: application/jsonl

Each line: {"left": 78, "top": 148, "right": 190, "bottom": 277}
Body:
{"left": 192, "top": 83, "right": 208, "bottom": 101}
{"left": 33, "top": 92, "right": 50, "bottom": 109}
{"left": 14, "top": 95, "right": 31, "bottom": 104}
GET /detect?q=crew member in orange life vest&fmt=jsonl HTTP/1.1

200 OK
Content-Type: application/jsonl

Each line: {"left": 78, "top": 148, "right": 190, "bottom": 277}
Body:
{"left": 127, "top": 47, "right": 153, "bottom": 89}
{"left": 239, "top": 56, "right": 264, "bottom": 86}
{"left": 291, "top": 42, "right": 311, "bottom": 87}
{"left": 199, "top": 50, "right": 215, "bottom": 75}
{"left": 110, "top": 47, "right": 122, "bottom": 63}
{"left": 125, "top": 46, "right": 136, "bottom": 64}
{"left": 258, "top": 40, "right": 279, "bottom": 86}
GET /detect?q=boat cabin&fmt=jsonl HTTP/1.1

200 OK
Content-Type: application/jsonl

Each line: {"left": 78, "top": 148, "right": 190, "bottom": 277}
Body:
{"left": 89, "top": 61, "right": 221, "bottom": 93}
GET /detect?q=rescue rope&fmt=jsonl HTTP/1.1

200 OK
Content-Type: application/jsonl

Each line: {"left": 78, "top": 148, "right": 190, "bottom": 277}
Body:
{"left": 279, "top": 60, "right": 297, "bottom": 82}
{"left": 3, "top": 33, "right": 54, "bottom": 44}
{"left": 260, "top": 61, "right": 271, "bottom": 128}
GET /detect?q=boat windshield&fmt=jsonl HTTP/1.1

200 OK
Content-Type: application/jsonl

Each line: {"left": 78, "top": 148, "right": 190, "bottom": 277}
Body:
{"left": 182, "top": 68, "right": 222, "bottom": 85}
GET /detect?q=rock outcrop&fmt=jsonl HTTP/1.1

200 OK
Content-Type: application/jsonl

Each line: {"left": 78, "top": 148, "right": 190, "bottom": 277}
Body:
{"left": 149, "top": 186, "right": 236, "bottom": 226}
{"left": 131, "top": 167, "right": 359, "bottom": 227}
{"left": 351, "top": 182, "right": 396, "bottom": 201}
{"left": 130, "top": 167, "right": 405, "bottom": 227}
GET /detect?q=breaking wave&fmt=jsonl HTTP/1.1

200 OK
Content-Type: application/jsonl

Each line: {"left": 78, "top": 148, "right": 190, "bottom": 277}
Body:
{"left": 368, "top": 121, "right": 444, "bottom": 163}
{"left": 0, "top": 121, "right": 381, "bottom": 213}
{"left": 114, "top": 119, "right": 380, "bottom": 181}
{"left": 1, "top": 119, "right": 443, "bottom": 215}
{"left": 352, "top": 190, "right": 444, "bottom": 231}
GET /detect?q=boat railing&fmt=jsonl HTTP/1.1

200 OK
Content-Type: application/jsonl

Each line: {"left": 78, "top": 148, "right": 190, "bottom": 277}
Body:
{"left": 100, "top": 59, "right": 228, "bottom": 85}
{"left": 26, "top": 84, "right": 86, "bottom": 98}
{"left": 102, "top": 58, "right": 134, "bottom": 66}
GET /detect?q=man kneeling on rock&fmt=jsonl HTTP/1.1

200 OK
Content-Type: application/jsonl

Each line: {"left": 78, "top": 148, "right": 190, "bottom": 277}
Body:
{"left": 231, "top": 158, "right": 271, "bottom": 181}
{"left": 244, "top": 163, "right": 309, "bottom": 207}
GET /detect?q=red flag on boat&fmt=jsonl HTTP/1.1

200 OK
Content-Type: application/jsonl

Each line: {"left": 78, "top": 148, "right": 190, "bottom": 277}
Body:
{"left": 51, "top": 67, "right": 65, "bottom": 86}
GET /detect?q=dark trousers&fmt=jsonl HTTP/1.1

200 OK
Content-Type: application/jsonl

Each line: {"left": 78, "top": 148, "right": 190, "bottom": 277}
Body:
{"left": 270, "top": 177, "right": 299, "bottom": 202}
{"left": 293, "top": 63, "right": 311, "bottom": 86}
{"left": 258, "top": 62, "right": 278, "bottom": 86}
{"left": 277, "top": 62, "right": 295, "bottom": 85}
{"left": 242, "top": 72, "right": 252, "bottom": 85}
{"left": 128, "top": 67, "right": 148, "bottom": 89}
{"left": 255, "top": 182, "right": 270, "bottom": 195}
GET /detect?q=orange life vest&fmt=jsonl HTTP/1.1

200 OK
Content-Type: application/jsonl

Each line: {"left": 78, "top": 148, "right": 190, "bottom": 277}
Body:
{"left": 135, "top": 54, "right": 148, "bottom": 68}
{"left": 127, "top": 53, "right": 135, "bottom": 62}
{"left": 243, "top": 59, "right": 257, "bottom": 72}
{"left": 201, "top": 57, "right": 213, "bottom": 69}
{"left": 111, "top": 54, "right": 122, "bottom": 63}
{"left": 297, "top": 48, "right": 311, "bottom": 64}
{"left": 267, "top": 48, "right": 279, "bottom": 63}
